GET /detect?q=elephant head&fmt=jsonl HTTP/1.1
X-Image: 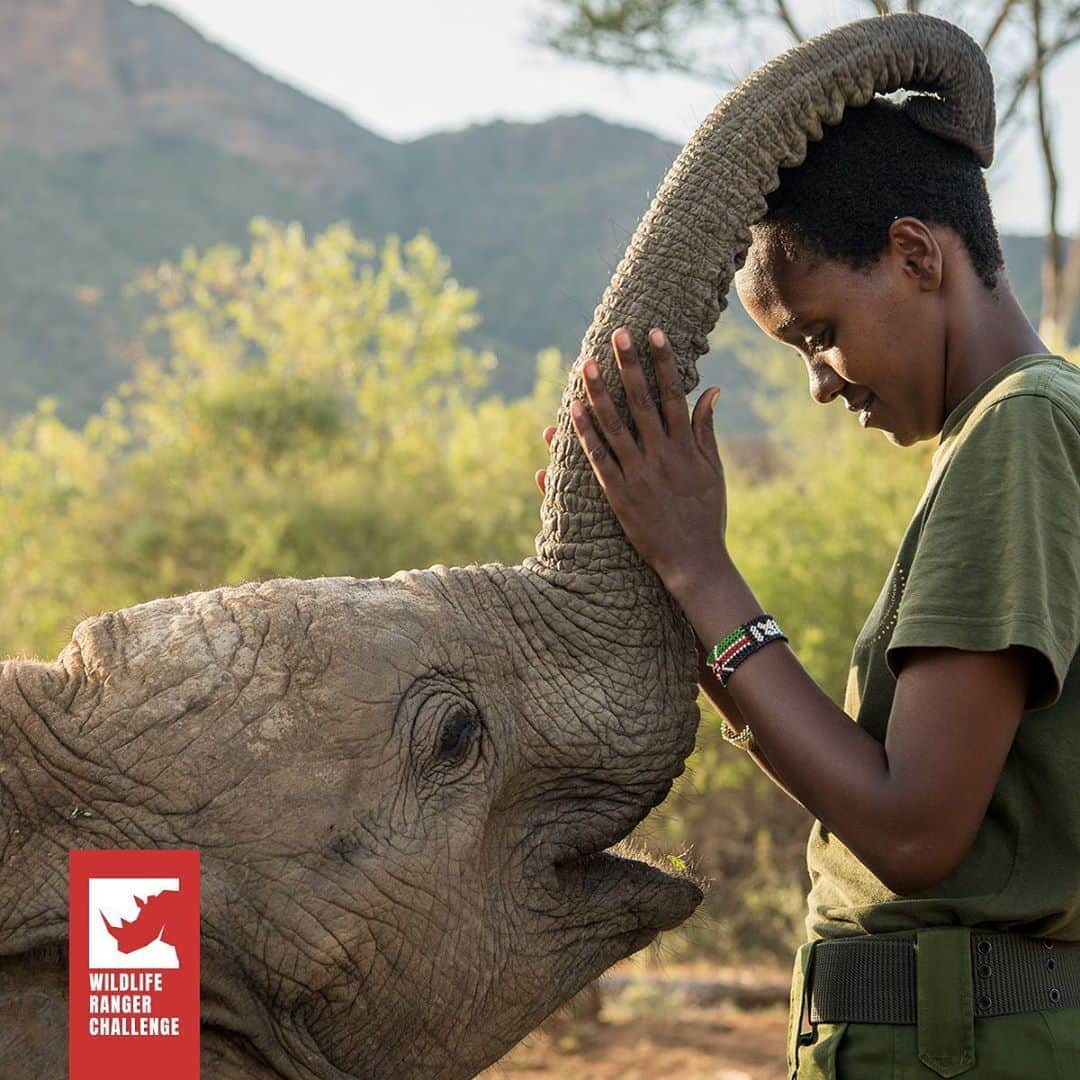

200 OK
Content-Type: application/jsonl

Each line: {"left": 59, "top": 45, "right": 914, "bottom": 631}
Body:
{"left": 0, "top": 13, "right": 994, "bottom": 1080}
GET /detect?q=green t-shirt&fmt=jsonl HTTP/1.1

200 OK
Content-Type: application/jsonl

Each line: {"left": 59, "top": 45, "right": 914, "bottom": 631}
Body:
{"left": 805, "top": 352, "right": 1080, "bottom": 942}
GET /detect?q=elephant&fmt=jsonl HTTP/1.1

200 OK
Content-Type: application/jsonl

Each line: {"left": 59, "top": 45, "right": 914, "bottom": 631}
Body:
{"left": 0, "top": 12, "right": 995, "bottom": 1080}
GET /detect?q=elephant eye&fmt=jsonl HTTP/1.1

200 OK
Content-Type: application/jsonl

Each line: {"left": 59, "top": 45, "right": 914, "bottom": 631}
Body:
{"left": 434, "top": 707, "right": 480, "bottom": 765}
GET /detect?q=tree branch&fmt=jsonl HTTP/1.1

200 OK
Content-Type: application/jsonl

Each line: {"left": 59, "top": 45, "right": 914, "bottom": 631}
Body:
{"left": 982, "top": 0, "right": 1019, "bottom": 49}
{"left": 529, "top": 0, "right": 749, "bottom": 83}
{"left": 1032, "top": 0, "right": 1065, "bottom": 342}
{"left": 998, "top": 67, "right": 1033, "bottom": 131}
{"left": 773, "top": 0, "right": 805, "bottom": 41}
{"left": 998, "top": 7, "right": 1079, "bottom": 132}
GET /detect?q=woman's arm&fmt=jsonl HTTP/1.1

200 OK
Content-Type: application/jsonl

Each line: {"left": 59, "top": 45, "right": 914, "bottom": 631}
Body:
{"left": 671, "top": 557, "right": 1034, "bottom": 895}
{"left": 693, "top": 635, "right": 808, "bottom": 810}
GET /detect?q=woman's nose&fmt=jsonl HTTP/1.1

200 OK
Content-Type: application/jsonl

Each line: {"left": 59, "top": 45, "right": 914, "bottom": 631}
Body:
{"left": 807, "top": 360, "right": 846, "bottom": 405}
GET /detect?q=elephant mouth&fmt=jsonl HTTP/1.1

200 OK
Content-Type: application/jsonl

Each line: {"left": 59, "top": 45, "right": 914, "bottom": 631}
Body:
{"left": 551, "top": 834, "right": 705, "bottom": 933}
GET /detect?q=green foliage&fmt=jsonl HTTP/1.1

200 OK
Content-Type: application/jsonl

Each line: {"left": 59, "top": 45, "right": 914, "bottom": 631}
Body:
{"left": 0, "top": 220, "right": 565, "bottom": 660}
{"left": 0, "top": 139, "right": 321, "bottom": 426}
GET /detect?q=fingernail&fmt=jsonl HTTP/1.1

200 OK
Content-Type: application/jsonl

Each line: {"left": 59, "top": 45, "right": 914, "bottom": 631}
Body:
{"left": 614, "top": 328, "right": 630, "bottom": 350}
{"left": 650, "top": 328, "right": 666, "bottom": 347}
{"left": 584, "top": 360, "right": 598, "bottom": 379}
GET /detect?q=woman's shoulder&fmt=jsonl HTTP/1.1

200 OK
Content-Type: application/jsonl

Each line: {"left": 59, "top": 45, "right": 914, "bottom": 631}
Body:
{"left": 980, "top": 354, "right": 1080, "bottom": 427}
{"left": 1041, "top": 355, "right": 1080, "bottom": 426}
{"left": 944, "top": 355, "right": 1080, "bottom": 459}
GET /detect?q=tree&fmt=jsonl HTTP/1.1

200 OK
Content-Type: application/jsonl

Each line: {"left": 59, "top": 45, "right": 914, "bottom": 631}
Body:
{"left": 533, "top": 0, "right": 1080, "bottom": 348}
{"left": 0, "top": 220, "right": 566, "bottom": 659}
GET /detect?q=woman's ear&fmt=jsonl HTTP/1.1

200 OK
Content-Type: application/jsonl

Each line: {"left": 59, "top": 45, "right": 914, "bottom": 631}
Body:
{"left": 888, "top": 216, "right": 943, "bottom": 291}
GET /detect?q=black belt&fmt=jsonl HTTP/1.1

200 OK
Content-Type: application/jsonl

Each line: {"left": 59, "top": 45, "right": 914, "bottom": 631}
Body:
{"left": 808, "top": 932, "right": 1080, "bottom": 1024}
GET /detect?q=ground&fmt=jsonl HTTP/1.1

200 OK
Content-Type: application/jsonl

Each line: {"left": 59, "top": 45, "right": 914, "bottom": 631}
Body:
{"left": 479, "top": 958, "right": 793, "bottom": 1080}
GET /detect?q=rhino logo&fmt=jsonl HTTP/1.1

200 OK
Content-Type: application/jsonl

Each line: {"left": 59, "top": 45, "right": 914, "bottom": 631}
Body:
{"left": 101, "top": 889, "right": 184, "bottom": 966}
{"left": 87, "top": 877, "right": 181, "bottom": 968}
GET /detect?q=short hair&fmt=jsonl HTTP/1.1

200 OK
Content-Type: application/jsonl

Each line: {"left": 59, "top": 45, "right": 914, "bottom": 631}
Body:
{"left": 753, "top": 96, "right": 1004, "bottom": 290}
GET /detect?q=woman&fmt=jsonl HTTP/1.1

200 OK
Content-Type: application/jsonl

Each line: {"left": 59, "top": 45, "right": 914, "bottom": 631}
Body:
{"left": 536, "top": 98, "right": 1080, "bottom": 1077}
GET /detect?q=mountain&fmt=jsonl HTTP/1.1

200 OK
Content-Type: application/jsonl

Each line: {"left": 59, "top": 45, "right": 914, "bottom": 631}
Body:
{"left": 0, "top": 0, "right": 398, "bottom": 185}
{"left": 0, "top": 0, "right": 1060, "bottom": 430}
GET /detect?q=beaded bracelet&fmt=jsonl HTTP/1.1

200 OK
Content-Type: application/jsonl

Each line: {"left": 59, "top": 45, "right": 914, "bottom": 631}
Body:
{"left": 718, "top": 716, "right": 756, "bottom": 752}
{"left": 707, "top": 613, "right": 788, "bottom": 689}
{"left": 708, "top": 613, "right": 786, "bottom": 752}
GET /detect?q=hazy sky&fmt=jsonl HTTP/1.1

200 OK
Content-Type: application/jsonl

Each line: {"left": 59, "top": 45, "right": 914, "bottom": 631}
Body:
{"left": 138, "top": 0, "right": 1079, "bottom": 236}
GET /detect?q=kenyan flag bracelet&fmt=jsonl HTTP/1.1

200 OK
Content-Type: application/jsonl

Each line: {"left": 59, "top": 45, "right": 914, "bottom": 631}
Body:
{"left": 708, "top": 614, "right": 787, "bottom": 751}
{"left": 707, "top": 613, "right": 788, "bottom": 690}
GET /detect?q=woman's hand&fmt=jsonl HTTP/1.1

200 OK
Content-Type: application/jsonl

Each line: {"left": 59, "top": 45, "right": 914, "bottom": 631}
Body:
{"left": 540, "top": 326, "right": 728, "bottom": 596}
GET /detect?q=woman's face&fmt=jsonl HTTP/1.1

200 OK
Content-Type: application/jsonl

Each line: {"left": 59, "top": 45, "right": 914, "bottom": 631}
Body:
{"left": 734, "top": 221, "right": 948, "bottom": 447}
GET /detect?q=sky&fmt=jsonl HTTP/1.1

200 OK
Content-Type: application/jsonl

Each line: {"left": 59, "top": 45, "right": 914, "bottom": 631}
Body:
{"left": 137, "top": 0, "right": 1079, "bottom": 236}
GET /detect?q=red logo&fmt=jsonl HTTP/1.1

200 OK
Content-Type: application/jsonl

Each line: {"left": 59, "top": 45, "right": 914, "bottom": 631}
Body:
{"left": 69, "top": 850, "right": 200, "bottom": 1078}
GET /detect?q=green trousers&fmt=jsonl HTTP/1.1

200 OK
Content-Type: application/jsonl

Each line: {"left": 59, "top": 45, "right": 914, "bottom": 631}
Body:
{"left": 787, "top": 929, "right": 1080, "bottom": 1079}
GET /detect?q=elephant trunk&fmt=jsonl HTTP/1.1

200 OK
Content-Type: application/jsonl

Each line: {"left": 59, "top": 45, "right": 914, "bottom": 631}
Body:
{"left": 529, "top": 13, "right": 994, "bottom": 594}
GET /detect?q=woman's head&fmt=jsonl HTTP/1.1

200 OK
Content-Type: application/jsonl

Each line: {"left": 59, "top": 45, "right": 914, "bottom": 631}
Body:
{"left": 734, "top": 97, "right": 1006, "bottom": 447}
